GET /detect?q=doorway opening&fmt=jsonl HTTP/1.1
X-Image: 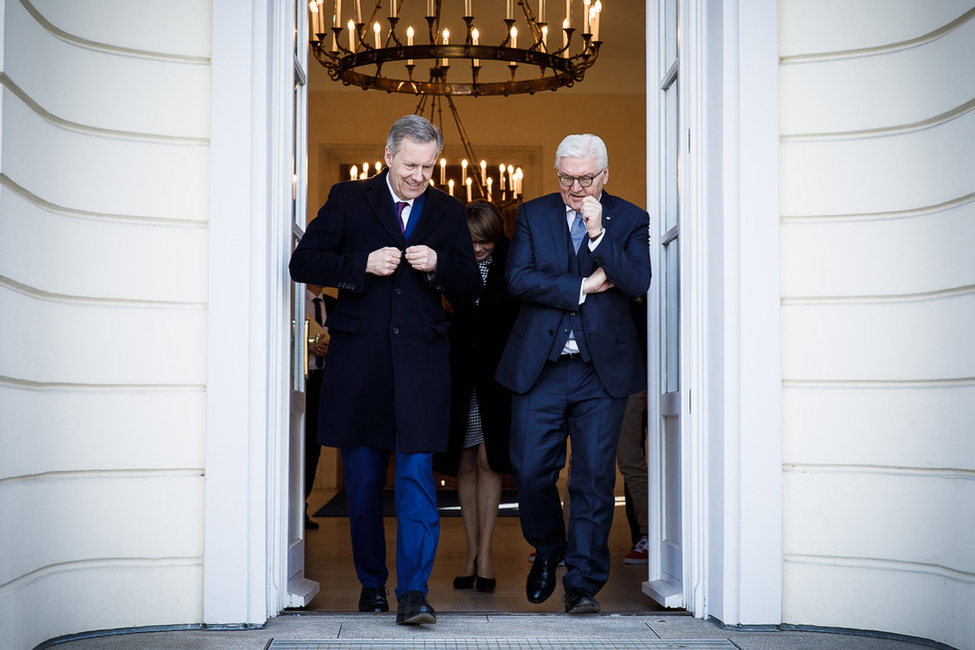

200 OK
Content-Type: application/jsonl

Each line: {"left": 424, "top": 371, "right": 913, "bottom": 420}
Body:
{"left": 292, "top": 0, "right": 660, "bottom": 616}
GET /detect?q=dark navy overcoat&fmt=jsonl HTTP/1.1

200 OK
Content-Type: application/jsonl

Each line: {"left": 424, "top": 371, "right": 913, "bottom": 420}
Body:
{"left": 289, "top": 171, "right": 482, "bottom": 453}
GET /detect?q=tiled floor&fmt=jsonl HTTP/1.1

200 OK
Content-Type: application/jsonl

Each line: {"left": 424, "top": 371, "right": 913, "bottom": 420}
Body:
{"left": 302, "top": 488, "right": 666, "bottom": 615}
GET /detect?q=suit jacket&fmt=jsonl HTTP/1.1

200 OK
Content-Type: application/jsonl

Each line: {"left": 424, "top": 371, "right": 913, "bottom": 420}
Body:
{"left": 289, "top": 171, "right": 482, "bottom": 453}
{"left": 434, "top": 237, "right": 519, "bottom": 477}
{"left": 494, "top": 191, "right": 651, "bottom": 398}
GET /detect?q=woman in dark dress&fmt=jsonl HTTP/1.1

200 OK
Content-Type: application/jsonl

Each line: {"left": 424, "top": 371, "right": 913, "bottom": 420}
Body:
{"left": 435, "top": 201, "right": 519, "bottom": 592}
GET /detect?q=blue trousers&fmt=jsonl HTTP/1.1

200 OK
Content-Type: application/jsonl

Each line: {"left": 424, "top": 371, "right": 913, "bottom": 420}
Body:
{"left": 510, "top": 356, "right": 627, "bottom": 595}
{"left": 340, "top": 446, "right": 440, "bottom": 598}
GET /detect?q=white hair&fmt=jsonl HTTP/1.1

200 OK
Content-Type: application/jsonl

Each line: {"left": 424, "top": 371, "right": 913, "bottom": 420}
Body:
{"left": 554, "top": 133, "right": 608, "bottom": 170}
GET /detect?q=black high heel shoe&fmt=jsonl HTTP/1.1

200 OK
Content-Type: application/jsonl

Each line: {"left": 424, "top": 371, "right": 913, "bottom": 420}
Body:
{"left": 475, "top": 575, "right": 496, "bottom": 592}
{"left": 453, "top": 556, "right": 477, "bottom": 589}
{"left": 452, "top": 574, "right": 475, "bottom": 590}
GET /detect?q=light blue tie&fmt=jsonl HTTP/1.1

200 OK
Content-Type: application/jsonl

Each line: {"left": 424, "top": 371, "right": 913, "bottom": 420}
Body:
{"left": 571, "top": 212, "right": 587, "bottom": 253}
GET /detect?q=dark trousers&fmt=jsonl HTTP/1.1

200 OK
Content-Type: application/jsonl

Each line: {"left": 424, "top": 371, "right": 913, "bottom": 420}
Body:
{"left": 341, "top": 446, "right": 440, "bottom": 599}
{"left": 510, "top": 356, "right": 627, "bottom": 595}
{"left": 305, "top": 369, "right": 324, "bottom": 501}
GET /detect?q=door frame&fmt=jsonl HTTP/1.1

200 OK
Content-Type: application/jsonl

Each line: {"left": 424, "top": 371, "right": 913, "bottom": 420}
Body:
{"left": 643, "top": 0, "right": 784, "bottom": 624}
{"left": 203, "top": 0, "right": 316, "bottom": 623}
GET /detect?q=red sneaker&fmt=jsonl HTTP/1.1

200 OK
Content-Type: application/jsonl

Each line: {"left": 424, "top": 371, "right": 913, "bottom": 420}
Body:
{"left": 624, "top": 537, "right": 649, "bottom": 565}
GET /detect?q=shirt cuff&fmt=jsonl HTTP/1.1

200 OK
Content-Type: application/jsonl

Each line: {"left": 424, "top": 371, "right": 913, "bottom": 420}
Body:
{"left": 588, "top": 230, "right": 605, "bottom": 250}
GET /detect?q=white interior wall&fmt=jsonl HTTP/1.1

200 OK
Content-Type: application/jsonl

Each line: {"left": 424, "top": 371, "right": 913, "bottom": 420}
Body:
{"left": 778, "top": 2, "right": 975, "bottom": 647}
{"left": 0, "top": 1, "right": 212, "bottom": 647}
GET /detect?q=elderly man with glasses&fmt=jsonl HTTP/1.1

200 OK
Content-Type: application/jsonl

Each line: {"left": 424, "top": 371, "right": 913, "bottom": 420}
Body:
{"left": 495, "top": 133, "right": 652, "bottom": 614}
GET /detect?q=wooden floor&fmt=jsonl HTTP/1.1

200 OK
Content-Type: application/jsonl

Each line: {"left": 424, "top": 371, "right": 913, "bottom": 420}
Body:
{"left": 302, "top": 488, "right": 667, "bottom": 614}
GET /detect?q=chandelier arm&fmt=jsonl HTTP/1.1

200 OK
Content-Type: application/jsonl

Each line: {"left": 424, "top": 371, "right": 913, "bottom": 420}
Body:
{"left": 516, "top": 0, "right": 545, "bottom": 50}
{"left": 446, "top": 95, "right": 484, "bottom": 195}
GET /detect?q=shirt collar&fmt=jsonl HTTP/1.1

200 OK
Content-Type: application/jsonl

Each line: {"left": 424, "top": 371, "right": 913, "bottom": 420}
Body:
{"left": 385, "top": 175, "right": 414, "bottom": 206}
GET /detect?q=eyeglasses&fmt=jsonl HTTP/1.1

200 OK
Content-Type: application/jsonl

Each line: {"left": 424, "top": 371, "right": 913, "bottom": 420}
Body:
{"left": 557, "top": 169, "right": 604, "bottom": 188}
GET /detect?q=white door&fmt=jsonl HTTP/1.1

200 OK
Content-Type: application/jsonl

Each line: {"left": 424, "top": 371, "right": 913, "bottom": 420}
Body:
{"left": 286, "top": 0, "right": 318, "bottom": 606}
{"left": 644, "top": 0, "right": 684, "bottom": 608}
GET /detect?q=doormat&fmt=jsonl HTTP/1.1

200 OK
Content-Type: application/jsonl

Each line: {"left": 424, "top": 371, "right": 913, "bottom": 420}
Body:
{"left": 267, "top": 640, "right": 738, "bottom": 649}
{"left": 313, "top": 490, "right": 520, "bottom": 518}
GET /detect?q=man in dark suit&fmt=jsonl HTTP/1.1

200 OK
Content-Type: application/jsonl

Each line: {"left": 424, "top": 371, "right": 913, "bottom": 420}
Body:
{"left": 495, "top": 133, "right": 651, "bottom": 614}
{"left": 289, "top": 114, "right": 482, "bottom": 625}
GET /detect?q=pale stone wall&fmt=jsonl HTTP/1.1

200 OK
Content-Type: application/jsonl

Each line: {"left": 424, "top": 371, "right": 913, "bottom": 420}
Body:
{"left": 0, "top": 1, "right": 212, "bottom": 647}
{"left": 778, "top": 2, "right": 975, "bottom": 647}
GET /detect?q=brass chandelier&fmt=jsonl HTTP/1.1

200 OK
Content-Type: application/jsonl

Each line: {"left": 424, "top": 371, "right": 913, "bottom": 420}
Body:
{"left": 308, "top": 0, "right": 604, "bottom": 96}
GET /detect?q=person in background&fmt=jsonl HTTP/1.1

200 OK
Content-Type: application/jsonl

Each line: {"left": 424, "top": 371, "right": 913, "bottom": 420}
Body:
{"left": 434, "top": 201, "right": 519, "bottom": 594}
{"left": 289, "top": 114, "right": 482, "bottom": 625}
{"left": 495, "top": 133, "right": 651, "bottom": 614}
{"left": 303, "top": 284, "right": 334, "bottom": 530}
{"left": 617, "top": 295, "right": 650, "bottom": 564}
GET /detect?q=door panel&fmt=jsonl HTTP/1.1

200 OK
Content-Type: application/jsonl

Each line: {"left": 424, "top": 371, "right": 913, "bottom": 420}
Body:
{"left": 286, "top": 0, "right": 318, "bottom": 606}
{"left": 644, "top": 0, "right": 684, "bottom": 609}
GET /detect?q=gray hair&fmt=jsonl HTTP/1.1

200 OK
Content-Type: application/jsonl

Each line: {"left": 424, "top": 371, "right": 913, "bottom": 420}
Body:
{"left": 554, "top": 133, "right": 608, "bottom": 170}
{"left": 387, "top": 114, "right": 443, "bottom": 157}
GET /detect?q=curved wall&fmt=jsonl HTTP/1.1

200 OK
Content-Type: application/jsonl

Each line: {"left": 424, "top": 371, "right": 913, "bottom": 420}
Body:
{"left": 0, "top": 1, "right": 211, "bottom": 648}
{"left": 778, "top": 2, "right": 975, "bottom": 647}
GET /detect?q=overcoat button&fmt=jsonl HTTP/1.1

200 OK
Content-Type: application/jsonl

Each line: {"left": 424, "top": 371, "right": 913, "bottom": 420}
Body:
{"left": 395, "top": 288, "right": 402, "bottom": 295}
{"left": 392, "top": 327, "right": 399, "bottom": 334}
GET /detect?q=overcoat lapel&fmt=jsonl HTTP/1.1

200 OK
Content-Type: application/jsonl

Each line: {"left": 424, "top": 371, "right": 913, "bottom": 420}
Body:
{"left": 364, "top": 171, "right": 406, "bottom": 245}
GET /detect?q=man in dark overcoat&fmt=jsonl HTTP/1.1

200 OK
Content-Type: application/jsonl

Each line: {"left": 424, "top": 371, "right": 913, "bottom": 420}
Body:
{"left": 495, "top": 133, "right": 651, "bottom": 614}
{"left": 289, "top": 114, "right": 482, "bottom": 625}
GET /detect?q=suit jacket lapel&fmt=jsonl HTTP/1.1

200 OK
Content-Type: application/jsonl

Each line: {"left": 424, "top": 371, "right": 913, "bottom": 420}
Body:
{"left": 547, "top": 194, "right": 570, "bottom": 271}
{"left": 365, "top": 171, "right": 406, "bottom": 245}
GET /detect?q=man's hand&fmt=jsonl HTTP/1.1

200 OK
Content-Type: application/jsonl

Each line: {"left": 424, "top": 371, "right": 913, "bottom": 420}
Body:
{"left": 405, "top": 245, "right": 437, "bottom": 273}
{"left": 366, "top": 247, "right": 402, "bottom": 276}
{"left": 309, "top": 336, "right": 329, "bottom": 358}
{"left": 582, "top": 267, "right": 614, "bottom": 295}
{"left": 581, "top": 195, "right": 604, "bottom": 239}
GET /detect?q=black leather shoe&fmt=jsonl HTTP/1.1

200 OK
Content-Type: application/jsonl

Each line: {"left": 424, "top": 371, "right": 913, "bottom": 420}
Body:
{"left": 358, "top": 586, "right": 389, "bottom": 612}
{"left": 475, "top": 576, "right": 496, "bottom": 592}
{"left": 526, "top": 554, "right": 562, "bottom": 603}
{"left": 396, "top": 590, "right": 436, "bottom": 625}
{"left": 563, "top": 587, "right": 600, "bottom": 614}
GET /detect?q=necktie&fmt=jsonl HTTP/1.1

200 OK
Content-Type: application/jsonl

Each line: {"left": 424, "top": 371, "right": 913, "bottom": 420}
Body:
{"left": 396, "top": 201, "right": 409, "bottom": 234}
{"left": 571, "top": 211, "right": 587, "bottom": 253}
{"left": 312, "top": 297, "right": 323, "bottom": 326}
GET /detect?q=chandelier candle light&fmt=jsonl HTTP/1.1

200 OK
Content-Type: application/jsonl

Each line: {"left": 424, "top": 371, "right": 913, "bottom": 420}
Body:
{"left": 308, "top": 0, "right": 604, "bottom": 96}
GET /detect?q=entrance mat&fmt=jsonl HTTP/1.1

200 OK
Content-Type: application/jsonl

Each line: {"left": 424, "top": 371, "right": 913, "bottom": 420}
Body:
{"left": 267, "top": 642, "right": 737, "bottom": 650}
{"left": 313, "top": 490, "right": 520, "bottom": 518}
